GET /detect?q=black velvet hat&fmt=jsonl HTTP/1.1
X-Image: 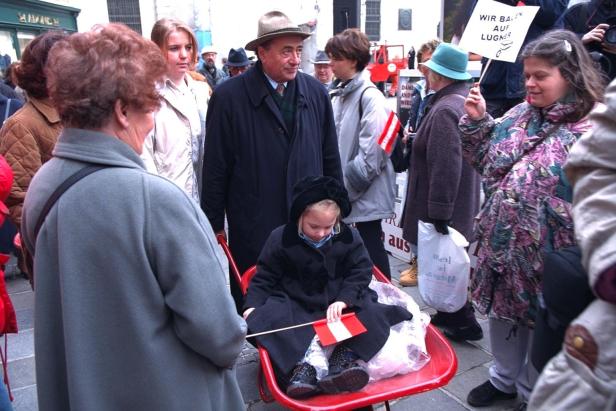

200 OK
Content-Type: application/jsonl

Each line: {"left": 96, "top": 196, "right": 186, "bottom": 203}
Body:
{"left": 225, "top": 48, "right": 250, "bottom": 67}
{"left": 289, "top": 176, "right": 351, "bottom": 222}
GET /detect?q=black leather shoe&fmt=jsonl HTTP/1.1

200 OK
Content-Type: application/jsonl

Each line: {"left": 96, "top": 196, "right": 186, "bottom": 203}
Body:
{"left": 444, "top": 323, "right": 484, "bottom": 341}
{"left": 286, "top": 363, "right": 319, "bottom": 398}
{"left": 318, "top": 345, "right": 369, "bottom": 394}
{"left": 430, "top": 311, "right": 450, "bottom": 327}
{"left": 467, "top": 380, "right": 517, "bottom": 407}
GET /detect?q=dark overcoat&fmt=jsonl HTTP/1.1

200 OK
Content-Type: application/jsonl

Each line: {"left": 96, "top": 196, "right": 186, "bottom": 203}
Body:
{"left": 202, "top": 62, "right": 343, "bottom": 274}
{"left": 244, "top": 223, "right": 412, "bottom": 374}
{"left": 402, "top": 81, "right": 480, "bottom": 245}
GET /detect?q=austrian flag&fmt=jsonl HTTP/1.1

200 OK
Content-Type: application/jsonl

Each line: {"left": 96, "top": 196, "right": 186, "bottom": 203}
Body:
{"left": 377, "top": 111, "right": 402, "bottom": 155}
{"left": 313, "top": 313, "right": 367, "bottom": 346}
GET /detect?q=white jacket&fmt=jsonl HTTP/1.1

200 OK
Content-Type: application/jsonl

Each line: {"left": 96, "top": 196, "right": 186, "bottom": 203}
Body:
{"left": 142, "top": 75, "right": 209, "bottom": 202}
{"left": 330, "top": 70, "right": 395, "bottom": 223}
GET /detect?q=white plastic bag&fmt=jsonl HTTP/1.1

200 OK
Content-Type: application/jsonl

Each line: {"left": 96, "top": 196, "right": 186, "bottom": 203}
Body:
{"left": 417, "top": 220, "right": 470, "bottom": 313}
{"left": 358, "top": 281, "right": 431, "bottom": 381}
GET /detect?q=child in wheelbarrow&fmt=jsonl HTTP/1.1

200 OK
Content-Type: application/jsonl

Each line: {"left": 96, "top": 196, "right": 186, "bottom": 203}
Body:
{"left": 243, "top": 176, "right": 412, "bottom": 398}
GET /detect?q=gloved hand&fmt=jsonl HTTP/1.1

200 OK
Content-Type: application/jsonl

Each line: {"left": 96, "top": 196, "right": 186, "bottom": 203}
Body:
{"left": 429, "top": 219, "right": 450, "bottom": 235}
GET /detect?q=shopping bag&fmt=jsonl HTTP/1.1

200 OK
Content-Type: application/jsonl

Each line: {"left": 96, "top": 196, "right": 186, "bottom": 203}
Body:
{"left": 417, "top": 220, "right": 470, "bottom": 313}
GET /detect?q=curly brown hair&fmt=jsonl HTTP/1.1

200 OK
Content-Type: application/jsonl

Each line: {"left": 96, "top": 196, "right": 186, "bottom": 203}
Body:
{"left": 417, "top": 39, "right": 440, "bottom": 65}
{"left": 520, "top": 29, "right": 606, "bottom": 122}
{"left": 45, "top": 23, "right": 167, "bottom": 129}
{"left": 325, "top": 28, "right": 371, "bottom": 72}
{"left": 15, "top": 31, "right": 67, "bottom": 99}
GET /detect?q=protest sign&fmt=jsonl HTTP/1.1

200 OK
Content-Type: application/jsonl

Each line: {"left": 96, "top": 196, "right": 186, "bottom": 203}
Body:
{"left": 458, "top": 0, "right": 539, "bottom": 63}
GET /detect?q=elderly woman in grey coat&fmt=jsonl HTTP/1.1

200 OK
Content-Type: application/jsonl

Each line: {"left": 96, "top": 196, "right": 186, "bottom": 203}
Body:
{"left": 326, "top": 28, "right": 396, "bottom": 279}
{"left": 21, "top": 24, "right": 246, "bottom": 411}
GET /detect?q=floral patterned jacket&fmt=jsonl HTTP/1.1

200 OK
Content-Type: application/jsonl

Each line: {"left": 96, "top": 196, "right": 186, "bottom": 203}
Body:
{"left": 458, "top": 102, "right": 591, "bottom": 325}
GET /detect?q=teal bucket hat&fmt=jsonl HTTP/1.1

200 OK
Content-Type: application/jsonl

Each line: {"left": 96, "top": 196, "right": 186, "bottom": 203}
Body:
{"left": 422, "top": 43, "right": 471, "bottom": 81}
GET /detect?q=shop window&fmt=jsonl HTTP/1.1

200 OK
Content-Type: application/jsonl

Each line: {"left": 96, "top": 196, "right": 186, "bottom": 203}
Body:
{"left": 107, "top": 0, "right": 142, "bottom": 34}
{"left": 17, "top": 31, "right": 36, "bottom": 57}
{"left": 0, "top": 30, "right": 17, "bottom": 70}
{"left": 365, "top": 0, "right": 381, "bottom": 41}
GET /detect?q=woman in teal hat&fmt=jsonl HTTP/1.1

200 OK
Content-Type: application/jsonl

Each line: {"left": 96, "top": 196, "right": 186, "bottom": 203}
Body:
{"left": 401, "top": 42, "right": 483, "bottom": 343}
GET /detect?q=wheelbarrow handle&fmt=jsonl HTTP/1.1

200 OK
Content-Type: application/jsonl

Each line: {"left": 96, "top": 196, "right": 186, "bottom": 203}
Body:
{"left": 216, "top": 233, "right": 243, "bottom": 292}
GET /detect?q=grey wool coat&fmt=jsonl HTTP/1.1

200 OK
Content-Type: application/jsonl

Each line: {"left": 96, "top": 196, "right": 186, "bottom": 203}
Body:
{"left": 21, "top": 129, "right": 247, "bottom": 411}
{"left": 402, "top": 81, "right": 480, "bottom": 245}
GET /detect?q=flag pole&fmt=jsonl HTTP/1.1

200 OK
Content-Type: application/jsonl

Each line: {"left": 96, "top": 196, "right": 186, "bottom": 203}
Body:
{"left": 245, "top": 312, "right": 357, "bottom": 338}
{"left": 246, "top": 320, "right": 317, "bottom": 338}
{"left": 478, "top": 58, "right": 493, "bottom": 84}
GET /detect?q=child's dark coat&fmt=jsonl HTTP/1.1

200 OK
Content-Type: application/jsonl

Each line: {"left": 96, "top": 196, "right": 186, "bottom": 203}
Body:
{"left": 244, "top": 222, "right": 412, "bottom": 374}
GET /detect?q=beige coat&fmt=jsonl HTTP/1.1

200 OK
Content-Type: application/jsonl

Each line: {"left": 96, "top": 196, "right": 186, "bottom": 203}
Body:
{"left": 528, "top": 82, "right": 616, "bottom": 410}
{"left": 0, "top": 97, "right": 61, "bottom": 226}
{"left": 142, "top": 75, "right": 209, "bottom": 201}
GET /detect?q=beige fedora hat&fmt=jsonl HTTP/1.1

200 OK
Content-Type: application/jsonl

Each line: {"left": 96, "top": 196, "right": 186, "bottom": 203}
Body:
{"left": 245, "top": 11, "right": 310, "bottom": 51}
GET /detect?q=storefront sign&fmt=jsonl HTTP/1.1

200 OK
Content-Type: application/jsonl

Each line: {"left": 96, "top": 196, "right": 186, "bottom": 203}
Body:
{"left": 17, "top": 12, "right": 60, "bottom": 27}
{"left": 382, "top": 202, "right": 413, "bottom": 263}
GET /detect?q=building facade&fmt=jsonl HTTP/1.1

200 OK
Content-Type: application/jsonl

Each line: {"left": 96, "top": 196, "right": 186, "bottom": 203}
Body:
{"left": 0, "top": 0, "right": 79, "bottom": 63}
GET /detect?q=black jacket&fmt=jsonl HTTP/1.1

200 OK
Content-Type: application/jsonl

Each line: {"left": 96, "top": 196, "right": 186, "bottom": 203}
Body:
{"left": 563, "top": 0, "right": 616, "bottom": 79}
{"left": 244, "top": 223, "right": 411, "bottom": 374}
{"left": 202, "top": 62, "right": 343, "bottom": 273}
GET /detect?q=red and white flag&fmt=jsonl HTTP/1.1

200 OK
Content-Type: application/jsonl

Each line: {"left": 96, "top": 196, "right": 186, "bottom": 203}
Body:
{"left": 313, "top": 313, "right": 367, "bottom": 346}
{"left": 377, "top": 111, "right": 401, "bottom": 155}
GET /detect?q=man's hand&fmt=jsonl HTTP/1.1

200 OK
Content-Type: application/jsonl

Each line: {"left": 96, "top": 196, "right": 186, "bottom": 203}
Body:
{"left": 326, "top": 301, "right": 348, "bottom": 322}
{"left": 583, "top": 23, "right": 610, "bottom": 45}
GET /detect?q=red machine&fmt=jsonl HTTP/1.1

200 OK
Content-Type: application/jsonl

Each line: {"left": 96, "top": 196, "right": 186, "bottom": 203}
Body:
{"left": 367, "top": 44, "right": 407, "bottom": 97}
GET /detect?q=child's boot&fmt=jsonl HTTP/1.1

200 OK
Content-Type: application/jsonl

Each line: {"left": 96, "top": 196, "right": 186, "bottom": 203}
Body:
{"left": 318, "top": 345, "right": 369, "bottom": 394}
{"left": 286, "top": 362, "right": 319, "bottom": 398}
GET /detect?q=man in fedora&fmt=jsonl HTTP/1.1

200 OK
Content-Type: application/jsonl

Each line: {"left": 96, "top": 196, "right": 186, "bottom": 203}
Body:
{"left": 310, "top": 50, "right": 334, "bottom": 89}
{"left": 401, "top": 42, "right": 483, "bottom": 342}
{"left": 225, "top": 47, "right": 251, "bottom": 77}
{"left": 199, "top": 45, "right": 228, "bottom": 89}
{"left": 202, "top": 10, "right": 343, "bottom": 312}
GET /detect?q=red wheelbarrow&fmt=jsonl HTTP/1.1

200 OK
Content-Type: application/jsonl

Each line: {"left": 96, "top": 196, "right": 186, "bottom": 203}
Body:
{"left": 217, "top": 235, "right": 457, "bottom": 411}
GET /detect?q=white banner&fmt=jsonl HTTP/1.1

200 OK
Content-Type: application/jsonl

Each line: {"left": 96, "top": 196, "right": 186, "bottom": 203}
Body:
{"left": 458, "top": 0, "right": 539, "bottom": 63}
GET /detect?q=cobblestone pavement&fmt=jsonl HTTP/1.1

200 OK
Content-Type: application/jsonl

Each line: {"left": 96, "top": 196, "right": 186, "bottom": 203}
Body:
{"left": 6, "top": 254, "right": 524, "bottom": 410}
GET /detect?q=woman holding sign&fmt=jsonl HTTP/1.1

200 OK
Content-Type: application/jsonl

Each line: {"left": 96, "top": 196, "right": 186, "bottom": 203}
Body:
{"left": 459, "top": 30, "right": 605, "bottom": 408}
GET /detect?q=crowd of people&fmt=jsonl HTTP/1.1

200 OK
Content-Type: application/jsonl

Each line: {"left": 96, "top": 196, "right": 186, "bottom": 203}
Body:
{"left": 0, "top": 2, "right": 614, "bottom": 410}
